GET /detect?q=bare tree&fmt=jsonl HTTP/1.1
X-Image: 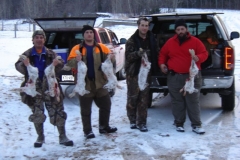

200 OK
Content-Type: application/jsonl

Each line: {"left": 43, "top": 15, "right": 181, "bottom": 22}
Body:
{"left": 1, "top": 0, "right": 240, "bottom": 19}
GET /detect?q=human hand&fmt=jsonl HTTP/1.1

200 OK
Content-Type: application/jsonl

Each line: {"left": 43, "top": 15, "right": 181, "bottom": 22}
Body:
{"left": 52, "top": 56, "right": 61, "bottom": 66}
{"left": 137, "top": 48, "right": 145, "bottom": 57}
{"left": 23, "top": 58, "right": 30, "bottom": 66}
{"left": 109, "top": 53, "right": 115, "bottom": 60}
{"left": 19, "top": 55, "right": 30, "bottom": 66}
{"left": 160, "top": 64, "right": 168, "bottom": 74}
{"left": 189, "top": 49, "right": 199, "bottom": 62}
{"left": 75, "top": 50, "right": 82, "bottom": 62}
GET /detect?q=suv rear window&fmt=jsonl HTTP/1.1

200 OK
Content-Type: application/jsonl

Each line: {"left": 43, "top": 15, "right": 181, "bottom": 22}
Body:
{"left": 153, "top": 21, "right": 215, "bottom": 36}
{"left": 45, "top": 32, "right": 84, "bottom": 49}
{"left": 36, "top": 19, "right": 95, "bottom": 30}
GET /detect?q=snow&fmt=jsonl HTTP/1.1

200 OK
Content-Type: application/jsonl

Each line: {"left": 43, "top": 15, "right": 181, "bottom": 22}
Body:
{"left": 1, "top": 8, "right": 240, "bottom": 160}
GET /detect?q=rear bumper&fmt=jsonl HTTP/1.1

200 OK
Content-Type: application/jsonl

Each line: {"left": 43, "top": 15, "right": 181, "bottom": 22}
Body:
{"left": 201, "top": 76, "right": 233, "bottom": 89}
{"left": 150, "top": 76, "right": 234, "bottom": 91}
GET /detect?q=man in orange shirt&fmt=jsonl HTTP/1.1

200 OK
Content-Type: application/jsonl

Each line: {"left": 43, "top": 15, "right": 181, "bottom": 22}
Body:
{"left": 67, "top": 25, "right": 117, "bottom": 139}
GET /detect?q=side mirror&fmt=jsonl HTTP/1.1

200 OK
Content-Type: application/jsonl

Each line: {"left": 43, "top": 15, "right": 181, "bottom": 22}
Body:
{"left": 120, "top": 38, "right": 127, "bottom": 44}
{"left": 230, "top": 31, "right": 239, "bottom": 40}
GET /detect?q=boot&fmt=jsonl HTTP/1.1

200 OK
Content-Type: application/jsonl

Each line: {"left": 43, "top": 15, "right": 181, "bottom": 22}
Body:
{"left": 57, "top": 126, "right": 73, "bottom": 146}
{"left": 34, "top": 123, "right": 45, "bottom": 148}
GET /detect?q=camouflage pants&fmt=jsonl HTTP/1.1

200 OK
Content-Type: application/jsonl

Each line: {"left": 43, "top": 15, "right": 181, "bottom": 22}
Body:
{"left": 21, "top": 78, "right": 67, "bottom": 126}
{"left": 126, "top": 75, "right": 150, "bottom": 126}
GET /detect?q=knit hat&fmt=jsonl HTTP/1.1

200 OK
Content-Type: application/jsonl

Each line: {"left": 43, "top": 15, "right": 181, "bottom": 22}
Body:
{"left": 32, "top": 30, "right": 46, "bottom": 40}
{"left": 82, "top": 25, "right": 95, "bottom": 36}
{"left": 174, "top": 19, "right": 187, "bottom": 29}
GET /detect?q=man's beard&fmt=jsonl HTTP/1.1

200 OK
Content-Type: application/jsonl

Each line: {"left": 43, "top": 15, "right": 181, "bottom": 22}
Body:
{"left": 139, "top": 30, "right": 147, "bottom": 37}
{"left": 177, "top": 32, "right": 188, "bottom": 44}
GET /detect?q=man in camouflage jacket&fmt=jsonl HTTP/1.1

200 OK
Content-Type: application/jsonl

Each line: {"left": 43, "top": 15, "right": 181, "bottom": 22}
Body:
{"left": 15, "top": 30, "right": 73, "bottom": 147}
{"left": 125, "top": 17, "right": 159, "bottom": 132}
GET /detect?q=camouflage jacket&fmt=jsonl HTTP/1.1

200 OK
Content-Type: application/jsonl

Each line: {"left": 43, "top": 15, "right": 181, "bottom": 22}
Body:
{"left": 125, "top": 29, "right": 159, "bottom": 77}
{"left": 15, "top": 47, "right": 64, "bottom": 105}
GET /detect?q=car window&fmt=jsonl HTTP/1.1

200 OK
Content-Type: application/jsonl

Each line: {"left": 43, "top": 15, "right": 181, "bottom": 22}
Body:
{"left": 47, "top": 33, "right": 56, "bottom": 45}
{"left": 108, "top": 30, "right": 119, "bottom": 45}
{"left": 75, "top": 33, "right": 83, "bottom": 41}
{"left": 99, "top": 31, "right": 110, "bottom": 44}
{"left": 169, "top": 22, "right": 214, "bottom": 36}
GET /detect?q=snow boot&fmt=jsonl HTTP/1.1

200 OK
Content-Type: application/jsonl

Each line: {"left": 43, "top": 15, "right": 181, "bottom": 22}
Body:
{"left": 57, "top": 126, "right": 73, "bottom": 146}
{"left": 130, "top": 123, "right": 137, "bottom": 129}
{"left": 192, "top": 126, "right": 205, "bottom": 134}
{"left": 84, "top": 131, "right": 95, "bottom": 139}
{"left": 137, "top": 124, "right": 148, "bottom": 132}
{"left": 34, "top": 123, "right": 45, "bottom": 148}
{"left": 176, "top": 126, "right": 185, "bottom": 132}
{"left": 99, "top": 126, "right": 117, "bottom": 133}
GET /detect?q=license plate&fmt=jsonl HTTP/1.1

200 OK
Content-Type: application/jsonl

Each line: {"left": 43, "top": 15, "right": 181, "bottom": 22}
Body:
{"left": 62, "top": 75, "right": 74, "bottom": 81}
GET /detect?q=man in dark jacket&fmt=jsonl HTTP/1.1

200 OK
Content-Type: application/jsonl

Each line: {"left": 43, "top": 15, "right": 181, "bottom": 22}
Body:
{"left": 125, "top": 17, "right": 159, "bottom": 132}
{"left": 15, "top": 30, "right": 73, "bottom": 147}
{"left": 158, "top": 19, "right": 208, "bottom": 134}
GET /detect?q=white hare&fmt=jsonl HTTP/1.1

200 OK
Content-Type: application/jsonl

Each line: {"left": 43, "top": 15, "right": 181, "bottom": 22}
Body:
{"left": 69, "top": 50, "right": 90, "bottom": 97}
{"left": 138, "top": 48, "right": 151, "bottom": 91}
{"left": 19, "top": 55, "right": 41, "bottom": 97}
{"left": 101, "top": 55, "right": 118, "bottom": 92}
{"left": 44, "top": 56, "right": 62, "bottom": 102}
{"left": 180, "top": 49, "right": 199, "bottom": 96}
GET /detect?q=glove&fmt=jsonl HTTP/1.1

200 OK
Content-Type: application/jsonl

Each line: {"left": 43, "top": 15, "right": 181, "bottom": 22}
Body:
{"left": 137, "top": 48, "right": 150, "bottom": 57}
{"left": 137, "top": 50, "right": 145, "bottom": 57}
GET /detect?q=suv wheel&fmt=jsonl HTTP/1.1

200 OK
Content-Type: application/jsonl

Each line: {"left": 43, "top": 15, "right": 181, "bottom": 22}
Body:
{"left": 117, "top": 67, "right": 126, "bottom": 80}
{"left": 221, "top": 78, "right": 235, "bottom": 111}
{"left": 148, "top": 91, "right": 153, "bottom": 108}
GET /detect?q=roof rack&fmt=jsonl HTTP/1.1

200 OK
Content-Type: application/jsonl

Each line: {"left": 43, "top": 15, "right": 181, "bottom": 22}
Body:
{"left": 140, "top": 12, "right": 224, "bottom": 17}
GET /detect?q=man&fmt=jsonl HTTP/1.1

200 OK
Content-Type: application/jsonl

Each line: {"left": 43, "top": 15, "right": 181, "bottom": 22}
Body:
{"left": 125, "top": 17, "right": 158, "bottom": 132}
{"left": 158, "top": 19, "right": 208, "bottom": 134}
{"left": 15, "top": 30, "right": 73, "bottom": 147}
{"left": 67, "top": 25, "right": 117, "bottom": 139}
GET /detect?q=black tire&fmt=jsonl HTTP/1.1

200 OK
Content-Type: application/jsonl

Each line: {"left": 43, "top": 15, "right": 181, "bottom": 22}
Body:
{"left": 117, "top": 67, "right": 126, "bottom": 80}
{"left": 221, "top": 78, "right": 235, "bottom": 111}
{"left": 64, "top": 85, "right": 80, "bottom": 105}
{"left": 148, "top": 91, "right": 153, "bottom": 108}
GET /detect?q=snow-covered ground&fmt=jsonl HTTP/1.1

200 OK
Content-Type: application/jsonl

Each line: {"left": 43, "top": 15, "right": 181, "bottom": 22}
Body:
{"left": 1, "top": 9, "right": 240, "bottom": 160}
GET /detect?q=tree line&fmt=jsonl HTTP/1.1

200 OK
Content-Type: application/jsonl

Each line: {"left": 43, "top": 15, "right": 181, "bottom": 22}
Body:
{"left": 1, "top": 0, "right": 239, "bottom": 19}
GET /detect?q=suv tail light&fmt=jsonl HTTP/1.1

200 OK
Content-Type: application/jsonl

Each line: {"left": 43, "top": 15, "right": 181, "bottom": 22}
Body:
{"left": 224, "top": 47, "right": 234, "bottom": 70}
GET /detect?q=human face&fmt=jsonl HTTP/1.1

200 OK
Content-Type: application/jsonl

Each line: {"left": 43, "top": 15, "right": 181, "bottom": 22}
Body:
{"left": 32, "top": 35, "right": 45, "bottom": 49}
{"left": 138, "top": 20, "right": 149, "bottom": 36}
{"left": 84, "top": 30, "right": 94, "bottom": 43}
{"left": 175, "top": 26, "right": 188, "bottom": 37}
